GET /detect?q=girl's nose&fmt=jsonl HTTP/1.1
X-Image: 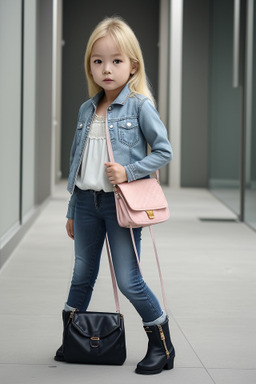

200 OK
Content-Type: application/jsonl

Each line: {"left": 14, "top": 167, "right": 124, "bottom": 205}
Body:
{"left": 103, "top": 66, "right": 111, "bottom": 75}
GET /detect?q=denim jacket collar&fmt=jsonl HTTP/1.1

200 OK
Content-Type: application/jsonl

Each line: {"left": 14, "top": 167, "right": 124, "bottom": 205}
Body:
{"left": 91, "top": 83, "right": 132, "bottom": 108}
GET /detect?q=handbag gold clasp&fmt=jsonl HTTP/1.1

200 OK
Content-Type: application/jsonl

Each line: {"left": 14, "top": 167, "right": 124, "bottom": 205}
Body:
{"left": 90, "top": 336, "right": 100, "bottom": 348}
{"left": 67, "top": 309, "right": 77, "bottom": 325}
{"left": 146, "top": 210, "right": 154, "bottom": 219}
{"left": 114, "top": 185, "right": 121, "bottom": 199}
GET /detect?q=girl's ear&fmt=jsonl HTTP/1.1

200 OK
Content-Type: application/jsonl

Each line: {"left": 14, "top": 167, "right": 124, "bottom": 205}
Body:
{"left": 130, "top": 61, "right": 138, "bottom": 76}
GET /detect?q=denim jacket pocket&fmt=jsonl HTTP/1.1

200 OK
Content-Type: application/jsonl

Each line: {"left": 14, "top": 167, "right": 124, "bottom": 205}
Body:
{"left": 117, "top": 118, "right": 139, "bottom": 147}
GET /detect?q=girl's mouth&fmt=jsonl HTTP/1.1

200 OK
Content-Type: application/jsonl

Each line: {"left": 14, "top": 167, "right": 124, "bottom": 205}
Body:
{"left": 104, "top": 78, "right": 113, "bottom": 82}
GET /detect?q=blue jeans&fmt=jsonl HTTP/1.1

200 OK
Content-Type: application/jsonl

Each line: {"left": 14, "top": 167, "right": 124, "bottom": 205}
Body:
{"left": 66, "top": 188, "right": 163, "bottom": 322}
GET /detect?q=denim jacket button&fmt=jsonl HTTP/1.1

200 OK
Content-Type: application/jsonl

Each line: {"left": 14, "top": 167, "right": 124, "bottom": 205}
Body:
{"left": 109, "top": 124, "right": 113, "bottom": 129}
{"left": 79, "top": 123, "right": 83, "bottom": 128}
{"left": 127, "top": 122, "right": 132, "bottom": 127}
{"left": 108, "top": 106, "right": 112, "bottom": 111}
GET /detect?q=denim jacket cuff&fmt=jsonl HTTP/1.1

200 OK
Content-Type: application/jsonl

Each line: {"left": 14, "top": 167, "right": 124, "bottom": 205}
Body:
{"left": 66, "top": 189, "right": 77, "bottom": 219}
{"left": 124, "top": 164, "right": 137, "bottom": 182}
{"left": 66, "top": 205, "right": 75, "bottom": 220}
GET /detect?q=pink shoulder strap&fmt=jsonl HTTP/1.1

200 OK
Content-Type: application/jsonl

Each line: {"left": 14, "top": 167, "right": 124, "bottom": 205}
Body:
{"left": 105, "top": 235, "right": 120, "bottom": 313}
{"left": 104, "top": 114, "right": 168, "bottom": 315}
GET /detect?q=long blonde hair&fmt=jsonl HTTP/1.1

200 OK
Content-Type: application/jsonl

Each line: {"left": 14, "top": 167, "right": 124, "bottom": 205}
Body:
{"left": 84, "top": 17, "right": 155, "bottom": 104}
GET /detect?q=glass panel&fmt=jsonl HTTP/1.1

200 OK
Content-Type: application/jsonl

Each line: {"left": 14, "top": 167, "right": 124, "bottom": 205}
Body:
{"left": 209, "top": 0, "right": 242, "bottom": 216}
{"left": 244, "top": 0, "right": 256, "bottom": 230}
{"left": 0, "top": 0, "right": 21, "bottom": 239}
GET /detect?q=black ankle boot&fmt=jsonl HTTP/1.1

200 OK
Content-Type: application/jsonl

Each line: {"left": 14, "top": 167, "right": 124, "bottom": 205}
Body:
{"left": 54, "top": 310, "right": 71, "bottom": 362}
{"left": 135, "top": 318, "right": 175, "bottom": 375}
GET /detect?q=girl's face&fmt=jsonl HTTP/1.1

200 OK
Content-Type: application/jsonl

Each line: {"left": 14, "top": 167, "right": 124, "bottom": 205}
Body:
{"left": 90, "top": 34, "right": 136, "bottom": 99}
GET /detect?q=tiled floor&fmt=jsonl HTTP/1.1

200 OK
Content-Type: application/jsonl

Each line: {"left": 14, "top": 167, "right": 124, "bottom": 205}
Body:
{"left": 0, "top": 182, "right": 256, "bottom": 384}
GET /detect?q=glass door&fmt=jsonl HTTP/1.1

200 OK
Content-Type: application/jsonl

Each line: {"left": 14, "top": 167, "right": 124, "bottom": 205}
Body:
{"left": 244, "top": 0, "right": 256, "bottom": 230}
{"left": 209, "top": 0, "right": 242, "bottom": 217}
{"left": 209, "top": 0, "right": 256, "bottom": 231}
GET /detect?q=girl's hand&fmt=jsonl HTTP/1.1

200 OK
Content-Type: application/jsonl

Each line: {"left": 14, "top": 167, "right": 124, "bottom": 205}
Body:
{"left": 104, "top": 162, "right": 128, "bottom": 184}
{"left": 66, "top": 219, "right": 74, "bottom": 240}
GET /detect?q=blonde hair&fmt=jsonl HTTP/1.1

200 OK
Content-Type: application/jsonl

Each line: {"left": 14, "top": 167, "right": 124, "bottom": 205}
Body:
{"left": 84, "top": 17, "right": 155, "bottom": 104}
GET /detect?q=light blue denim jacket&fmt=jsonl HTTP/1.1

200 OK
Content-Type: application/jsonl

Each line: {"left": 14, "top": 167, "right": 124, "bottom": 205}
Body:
{"left": 66, "top": 83, "right": 173, "bottom": 219}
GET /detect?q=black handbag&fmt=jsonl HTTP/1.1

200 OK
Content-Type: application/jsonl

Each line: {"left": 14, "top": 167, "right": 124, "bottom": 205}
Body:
{"left": 62, "top": 237, "right": 126, "bottom": 365}
{"left": 63, "top": 311, "right": 126, "bottom": 364}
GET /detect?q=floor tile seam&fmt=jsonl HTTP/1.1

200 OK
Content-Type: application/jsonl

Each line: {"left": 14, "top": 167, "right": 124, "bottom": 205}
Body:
{"left": 207, "top": 367, "right": 256, "bottom": 371}
{"left": 0, "top": 362, "right": 220, "bottom": 369}
{"left": 0, "top": 277, "right": 71, "bottom": 281}
{"left": 170, "top": 312, "right": 217, "bottom": 384}
{"left": 169, "top": 316, "right": 256, "bottom": 322}
{"left": 0, "top": 314, "right": 63, "bottom": 318}
{"left": 141, "top": 277, "right": 256, "bottom": 282}
{"left": 0, "top": 363, "right": 58, "bottom": 366}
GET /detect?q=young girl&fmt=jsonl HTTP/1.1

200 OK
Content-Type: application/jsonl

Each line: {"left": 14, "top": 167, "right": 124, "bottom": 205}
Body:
{"left": 55, "top": 16, "right": 175, "bottom": 375}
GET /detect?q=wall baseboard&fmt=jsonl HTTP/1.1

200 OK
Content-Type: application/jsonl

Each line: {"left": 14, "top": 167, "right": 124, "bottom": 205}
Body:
{"left": 0, "top": 197, "right": 50, "bottom": 270}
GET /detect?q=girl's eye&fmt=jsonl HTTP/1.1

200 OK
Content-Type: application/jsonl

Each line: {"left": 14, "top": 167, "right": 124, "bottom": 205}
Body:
{"left": 113, "top": 59, "right": 122, "bottom": 64}
{"left": 94, "top": 59, "right": 102, "bottom": 64}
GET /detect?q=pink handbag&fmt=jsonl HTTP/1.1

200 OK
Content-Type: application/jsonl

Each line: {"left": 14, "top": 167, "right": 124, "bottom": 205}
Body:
{"left": 114, "top": 178, "right": 169, "bottom": 228}
{"left": 105, "top": 120, "right": 169, "bottom": 229}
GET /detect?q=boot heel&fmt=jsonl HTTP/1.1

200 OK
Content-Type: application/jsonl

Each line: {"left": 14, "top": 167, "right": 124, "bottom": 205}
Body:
{"left": 164, "top": 356, "right": 174, "bottom": 370}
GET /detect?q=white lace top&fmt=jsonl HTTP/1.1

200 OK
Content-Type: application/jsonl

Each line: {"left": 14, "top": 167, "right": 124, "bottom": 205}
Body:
{"left": 75, "top": 114, "right": 113, "bottom": 192}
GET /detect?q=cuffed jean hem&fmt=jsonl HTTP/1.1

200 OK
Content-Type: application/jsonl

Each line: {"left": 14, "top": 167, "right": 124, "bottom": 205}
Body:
{"left": 64, "top": 302, "right": 77, "bottom": 312}
{"left": 143, "top": 310, "right": 167, "bottom": 326}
